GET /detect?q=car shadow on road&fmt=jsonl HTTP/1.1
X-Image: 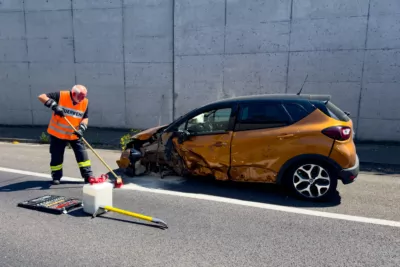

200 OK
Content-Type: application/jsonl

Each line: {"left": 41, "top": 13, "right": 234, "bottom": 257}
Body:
{"left": 108, "top": 169, "right": 342, "bottom": 208}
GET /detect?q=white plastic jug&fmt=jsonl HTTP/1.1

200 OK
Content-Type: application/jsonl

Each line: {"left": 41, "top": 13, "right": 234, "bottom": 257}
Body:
{"left": 82, "top": 177, "right": 113, "bottom": 215}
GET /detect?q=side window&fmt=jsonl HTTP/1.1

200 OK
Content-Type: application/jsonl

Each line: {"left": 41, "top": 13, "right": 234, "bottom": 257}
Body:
{"left": 185, "top": 108, "right": 232, "bottom": 134}
{"left": 213, "top": 109, "right": 231, "bottom": 122}
{"left": 283, "top": 102, "right": 311, "bottom": 123}
{"left": 177, "top": 121, "right": 186, "bottom": 131}
{"left": 236, "top": 102, "right": 290, "bottom": 131}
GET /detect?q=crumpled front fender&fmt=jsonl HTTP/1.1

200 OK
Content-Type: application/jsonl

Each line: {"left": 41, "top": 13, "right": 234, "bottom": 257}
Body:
{"left": 131, "top": 125, "right": 168, "bottom": 141}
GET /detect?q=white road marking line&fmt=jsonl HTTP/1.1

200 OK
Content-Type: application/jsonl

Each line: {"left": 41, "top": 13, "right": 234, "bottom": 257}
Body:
{"left": 0, "top": 167, "right": 82, "bottom": 182}
{"left": 1, "top": 166, "right": 399, "bottom": 228}
{"left": 0, "top": 141, "right": 44, "bottom": 146}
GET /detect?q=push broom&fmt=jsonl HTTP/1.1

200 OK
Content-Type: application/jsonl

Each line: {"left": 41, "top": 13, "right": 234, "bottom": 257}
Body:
{"left": 63, "top": 117, "right": 123, "bottom": 188}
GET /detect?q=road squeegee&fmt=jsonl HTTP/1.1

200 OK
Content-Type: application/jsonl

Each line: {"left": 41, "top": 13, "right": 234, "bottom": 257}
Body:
{"left": 83, "top": 175, "right": 168, "bottom": 229}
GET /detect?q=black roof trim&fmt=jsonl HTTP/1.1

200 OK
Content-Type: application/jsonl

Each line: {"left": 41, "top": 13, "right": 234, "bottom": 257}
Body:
{"left": 165, "top": 93, "right": 332, "bottom": 132}
{"left": 209, "top": 93, "right": 331, "bottom": 105}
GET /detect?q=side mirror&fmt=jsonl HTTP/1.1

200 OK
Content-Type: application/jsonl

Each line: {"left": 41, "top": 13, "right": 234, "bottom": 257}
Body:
{"left": 177, "top": 130, "right": 190, "bottom": 144}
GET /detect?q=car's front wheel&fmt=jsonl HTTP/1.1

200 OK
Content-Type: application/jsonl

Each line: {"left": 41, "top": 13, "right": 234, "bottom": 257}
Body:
{"left": 285, "top": 161, "right": 338, "bottom": 201}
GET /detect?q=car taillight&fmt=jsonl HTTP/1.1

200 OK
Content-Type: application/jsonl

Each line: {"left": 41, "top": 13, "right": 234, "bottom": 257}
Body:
{"left": 322, "top": 126, "right": 352, "bottom": 141}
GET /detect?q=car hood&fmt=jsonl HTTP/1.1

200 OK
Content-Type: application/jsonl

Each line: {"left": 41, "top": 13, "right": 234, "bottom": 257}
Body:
{"left": 131, "top": 125, "right": 168, "bottom": 140}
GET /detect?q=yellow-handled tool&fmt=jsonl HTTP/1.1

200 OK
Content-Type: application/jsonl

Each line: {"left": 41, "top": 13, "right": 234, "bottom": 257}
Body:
{"left": 93, "top": 205, "right": 168, "bottom": 229}
{"left": 104, "top": 205, "right": 168, "bottom": 228}
{"left": 63, "top": 117, "right": 123, "bottom": 187}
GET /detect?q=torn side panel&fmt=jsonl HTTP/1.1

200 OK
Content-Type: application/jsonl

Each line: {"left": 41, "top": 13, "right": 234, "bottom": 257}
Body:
{"left": 171, "top": 132, "right": 233, "bottom": 179}
{"left": 117, "top": 129, "right": 232, "bottom": 181}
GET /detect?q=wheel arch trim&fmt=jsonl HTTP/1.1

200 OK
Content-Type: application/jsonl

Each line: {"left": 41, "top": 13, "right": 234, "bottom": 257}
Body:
{"left": 276, "top": 154, "right": 341, "bottom": 185}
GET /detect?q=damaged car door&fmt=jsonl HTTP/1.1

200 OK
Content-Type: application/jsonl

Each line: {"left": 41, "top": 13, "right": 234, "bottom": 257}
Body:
{"left": 229, "top": 100, "right": 293, "bottom": 183}
{"left": 172, "top": 104, "right": 236, "bottom": 181}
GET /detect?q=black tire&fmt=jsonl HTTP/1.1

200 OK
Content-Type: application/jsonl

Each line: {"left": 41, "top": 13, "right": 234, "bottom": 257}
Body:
{"left": 283, "top": 159, "right": 338, "bottom": 202}
{"left": 124, "top": 164, "right": 135, "bottom": 177}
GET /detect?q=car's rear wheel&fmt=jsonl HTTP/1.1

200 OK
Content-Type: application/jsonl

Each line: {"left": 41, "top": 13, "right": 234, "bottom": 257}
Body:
{"left": 285, "top": 160, "right": 338, "bottom": 201}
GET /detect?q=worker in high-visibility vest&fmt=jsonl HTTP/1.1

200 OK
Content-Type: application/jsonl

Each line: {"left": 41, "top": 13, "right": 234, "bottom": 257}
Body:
{"left": 38, "top": 85, "right": 94, "bottom": 185}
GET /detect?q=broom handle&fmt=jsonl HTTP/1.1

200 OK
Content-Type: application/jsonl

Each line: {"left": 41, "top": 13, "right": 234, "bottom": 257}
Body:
{"left": 63, "top": 117, "right": 120, "bottom": 180}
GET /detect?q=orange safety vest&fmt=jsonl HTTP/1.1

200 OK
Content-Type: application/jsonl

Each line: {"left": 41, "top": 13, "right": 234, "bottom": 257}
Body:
{"left": 47, "top": 90, "right": 88, "bottom": 140}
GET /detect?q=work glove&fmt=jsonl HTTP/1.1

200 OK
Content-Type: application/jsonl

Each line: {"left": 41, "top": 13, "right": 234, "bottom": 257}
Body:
{"left": 52, "top": 105, "right": 65, "bottom": 117}
{"left": 45, "top": 99, "right": 65, "bottom": 117}
{"left": 73, "top": 123, "right": 87, "bottom": 139}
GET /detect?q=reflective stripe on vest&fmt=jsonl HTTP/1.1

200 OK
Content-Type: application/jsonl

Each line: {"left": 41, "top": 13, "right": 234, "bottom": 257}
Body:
{"left": 50, "top": 118, "right": 74, "bottom": 132}
{"left": 48, "top": 125, "right": 74, "bottom": 137}
{"left": 48, "top": 118, "right": 75, "bottom": 137}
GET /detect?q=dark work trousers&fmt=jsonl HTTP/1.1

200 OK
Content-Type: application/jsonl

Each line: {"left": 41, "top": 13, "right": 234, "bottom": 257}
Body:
{"left": 49, "top": 135, "right": 93, "bottom": 181}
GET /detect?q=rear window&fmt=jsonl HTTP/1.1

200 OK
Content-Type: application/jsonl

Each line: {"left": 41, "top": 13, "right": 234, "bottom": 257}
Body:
{"left": 312, "top": 101, "right": 350, "bottom": 122}
{"left": 283, "top": 102, "right": 312, "bottom": 123}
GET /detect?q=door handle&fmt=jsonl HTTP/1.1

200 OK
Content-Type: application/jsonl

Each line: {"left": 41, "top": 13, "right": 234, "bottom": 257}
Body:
{"left": 214, "top": 141, "right": 227, "bottom": 147}
{"left": 277, "top": 133, "right": 294, "bottom": 139}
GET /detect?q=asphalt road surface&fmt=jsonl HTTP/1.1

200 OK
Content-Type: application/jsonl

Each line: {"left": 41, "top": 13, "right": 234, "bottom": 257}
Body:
{"left": 0, "top": 142, "right": 399, "bottom": 267}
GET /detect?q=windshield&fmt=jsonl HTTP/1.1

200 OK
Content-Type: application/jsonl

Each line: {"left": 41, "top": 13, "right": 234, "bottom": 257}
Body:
{"left": 165, "top": 108, "right": 200, "bottom": 131}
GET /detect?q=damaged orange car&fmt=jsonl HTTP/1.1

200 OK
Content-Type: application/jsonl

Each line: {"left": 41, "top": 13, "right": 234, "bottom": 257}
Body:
{"left": 117, "top": 94, "right": 359, "bottom": 201}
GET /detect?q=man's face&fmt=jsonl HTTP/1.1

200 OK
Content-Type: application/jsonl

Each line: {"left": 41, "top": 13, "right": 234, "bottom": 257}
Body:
{"left": 72, "top": 91, "right": 86, "bottom": 103}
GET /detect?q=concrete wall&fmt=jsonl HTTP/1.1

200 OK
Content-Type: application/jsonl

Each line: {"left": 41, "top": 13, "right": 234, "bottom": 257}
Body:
{"left": 0, "top": 0, "right": 174, "bottom": 130}
{"left": 1, "top": 0, "right": 400, "bottom": 142}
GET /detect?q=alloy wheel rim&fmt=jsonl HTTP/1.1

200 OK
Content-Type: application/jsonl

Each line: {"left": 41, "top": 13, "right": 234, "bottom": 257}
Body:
{"left": 293, "top": 164, "right": 331, "bottom": 198}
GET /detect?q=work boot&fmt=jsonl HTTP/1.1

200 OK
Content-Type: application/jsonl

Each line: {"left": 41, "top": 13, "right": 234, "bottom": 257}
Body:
{"left": 84, "top": 176, "right": 94, "bottom": 184}
{"left": 51, "top": 179, "right": 60, "bottom": 185}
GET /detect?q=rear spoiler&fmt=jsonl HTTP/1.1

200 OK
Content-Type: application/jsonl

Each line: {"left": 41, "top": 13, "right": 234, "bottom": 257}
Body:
{"left": 307, "top": 94, "right": 331, "bottom": 102}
